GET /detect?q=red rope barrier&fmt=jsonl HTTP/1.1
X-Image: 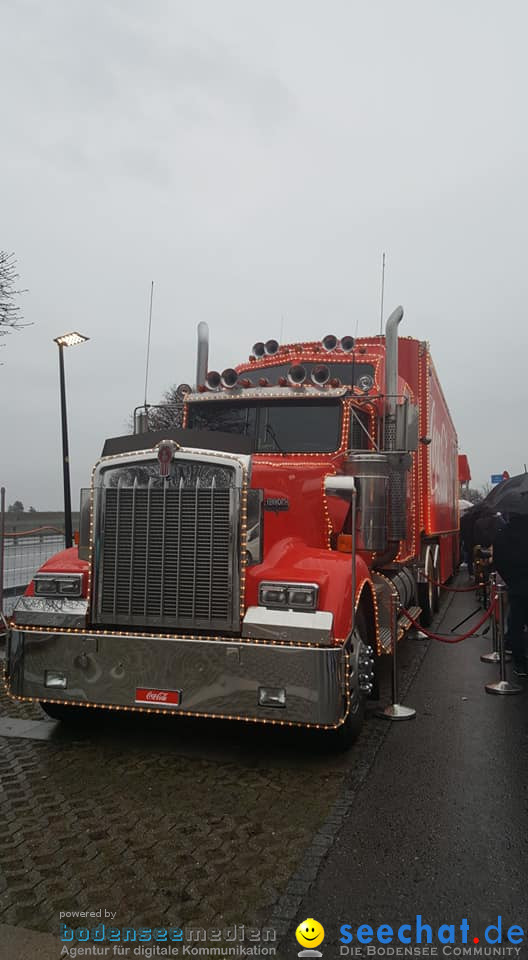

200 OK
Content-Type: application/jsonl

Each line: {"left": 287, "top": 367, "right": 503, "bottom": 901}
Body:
{"left": 425, "top": 575, "right": 482, "bottom": 594}
{"left": 400, "top": 599, "right": 497, "bottom": 644}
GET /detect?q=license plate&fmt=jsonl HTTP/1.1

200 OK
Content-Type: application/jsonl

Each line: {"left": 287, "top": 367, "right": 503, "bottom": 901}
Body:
{"left": 135, "top": 687, "right": 182, "bottom": 707}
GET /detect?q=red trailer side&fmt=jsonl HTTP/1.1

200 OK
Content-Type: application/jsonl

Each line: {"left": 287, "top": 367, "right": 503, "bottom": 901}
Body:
{"left": 421, "top": 350, "right": 459, "bottom": 581}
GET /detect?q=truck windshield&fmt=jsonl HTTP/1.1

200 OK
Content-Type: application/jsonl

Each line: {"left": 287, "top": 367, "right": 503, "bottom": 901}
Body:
{"left": 187, "top": 400, "right": 342, "bottom": 453}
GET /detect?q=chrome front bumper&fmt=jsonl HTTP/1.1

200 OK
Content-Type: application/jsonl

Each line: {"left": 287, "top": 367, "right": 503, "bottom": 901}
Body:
{"left": 6, "top": 628, "right": 346, "bottom": 728}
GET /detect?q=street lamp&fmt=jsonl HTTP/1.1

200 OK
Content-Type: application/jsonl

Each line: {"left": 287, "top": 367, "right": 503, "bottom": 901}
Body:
{"left": 53, "top": 332, "right": 89, "bottom": 548}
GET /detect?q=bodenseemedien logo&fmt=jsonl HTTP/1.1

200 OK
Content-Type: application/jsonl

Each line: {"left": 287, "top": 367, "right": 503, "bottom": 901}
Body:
{"left": 295, "top": 918, "right": 325, "bottom": 958}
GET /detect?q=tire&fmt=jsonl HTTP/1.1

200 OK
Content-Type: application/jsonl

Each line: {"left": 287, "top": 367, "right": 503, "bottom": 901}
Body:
{"left": 418, "top": 547, "right": 435, "bottom": 626}
{"left": 432, "top": 547, "right": 440, "bottom": 613}
{"left": 326, "top": 610, "right": 373, "bottom": 751}
{"left": 39, "top": 701, "right": 88, "bottom": 723}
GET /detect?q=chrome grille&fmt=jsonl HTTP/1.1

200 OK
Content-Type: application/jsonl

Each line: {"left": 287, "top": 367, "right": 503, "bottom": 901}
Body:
{"left": 95, "top": 469, "right": 239, "bottom": 631}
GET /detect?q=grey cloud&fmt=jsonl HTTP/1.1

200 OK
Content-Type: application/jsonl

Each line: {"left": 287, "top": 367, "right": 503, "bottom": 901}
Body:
{"left": 2, "top": 0, "right": 528, "bottom": 506}
{"left": 2, "top": 0, "right": 294, "bottom": 187}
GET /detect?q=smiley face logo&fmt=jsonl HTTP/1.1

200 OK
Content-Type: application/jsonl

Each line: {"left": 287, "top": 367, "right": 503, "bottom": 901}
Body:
{"left": 295, "top": 918, "right": 325, "bottom": 953}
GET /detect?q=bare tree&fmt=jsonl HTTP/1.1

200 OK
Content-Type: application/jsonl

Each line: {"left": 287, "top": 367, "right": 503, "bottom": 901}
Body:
{"left": 132, "top": 383, "right": 192, "bottom": 433}
{"left": 0, "top": 252, "right": 28, "bottom": 341}
{"left": 147, "top": 386, "right": 185, "bottom": 431}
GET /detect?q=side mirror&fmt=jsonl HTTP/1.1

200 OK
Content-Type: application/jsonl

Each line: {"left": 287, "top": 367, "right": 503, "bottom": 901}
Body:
{"left": 395, "top": 399, "right": 419, "bottom": 451}
{"left": 78, "top": 488, "right": 91, "bottom": 561}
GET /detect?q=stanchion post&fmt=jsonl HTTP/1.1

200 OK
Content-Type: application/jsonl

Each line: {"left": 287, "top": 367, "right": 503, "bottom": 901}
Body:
{"left": 378, "top": 589, "right": 416, "bottom": 721}
{"left": 480, "top": 573, "right": 504, "bottom": 663}
{"left": 485, "top": 582, "right": 521, "bottom": 695}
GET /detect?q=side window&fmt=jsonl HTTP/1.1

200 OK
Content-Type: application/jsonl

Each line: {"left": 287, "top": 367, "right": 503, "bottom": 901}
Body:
{"left": 349, "top": 408, "right": 371, "bottom": 450}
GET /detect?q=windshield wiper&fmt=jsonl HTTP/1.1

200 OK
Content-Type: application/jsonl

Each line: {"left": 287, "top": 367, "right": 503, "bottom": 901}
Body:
{"left": 264, "top": 424, "right": 286, "bottom": 455}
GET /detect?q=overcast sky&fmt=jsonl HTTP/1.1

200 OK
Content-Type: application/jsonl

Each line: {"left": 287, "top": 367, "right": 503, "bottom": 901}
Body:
{"left": 1, "top": 0, "right": 527, "bottom": 509}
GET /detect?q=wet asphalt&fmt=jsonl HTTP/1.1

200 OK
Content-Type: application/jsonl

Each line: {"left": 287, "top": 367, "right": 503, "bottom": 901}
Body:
{"left": 282, "top": 580, "right": 528, "bottom": 958}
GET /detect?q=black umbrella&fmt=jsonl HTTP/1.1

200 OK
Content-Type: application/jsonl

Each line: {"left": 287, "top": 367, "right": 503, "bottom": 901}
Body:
{"left": 482, "top": 472, "right": 528, "bottom": 515}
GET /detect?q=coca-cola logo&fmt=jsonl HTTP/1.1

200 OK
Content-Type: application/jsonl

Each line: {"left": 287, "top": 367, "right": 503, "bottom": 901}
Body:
{"left": 430, "top": 397, "right": 454, "bottom": 506}
{"left": 135, "top": 687, "right": 181, "bottom": 707}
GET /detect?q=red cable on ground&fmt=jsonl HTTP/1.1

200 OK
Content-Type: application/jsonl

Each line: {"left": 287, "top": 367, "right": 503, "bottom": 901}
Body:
{"left": 400, "top": 599, "right": 497, "bottom": 644}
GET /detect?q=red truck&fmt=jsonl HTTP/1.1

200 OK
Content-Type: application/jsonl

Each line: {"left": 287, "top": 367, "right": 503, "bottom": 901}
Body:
{"left": 7, "top": 306, "right": 460, "bottom": 747}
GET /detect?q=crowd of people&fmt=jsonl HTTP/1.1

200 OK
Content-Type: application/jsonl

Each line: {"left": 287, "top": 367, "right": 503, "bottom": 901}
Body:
{"left": 460, "top": 504, "right": 528, "bottom": 678}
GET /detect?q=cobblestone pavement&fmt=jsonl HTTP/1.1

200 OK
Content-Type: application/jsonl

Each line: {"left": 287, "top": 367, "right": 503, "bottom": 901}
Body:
{"left": 0, "top": 615, "right": 438, "bottom": 943}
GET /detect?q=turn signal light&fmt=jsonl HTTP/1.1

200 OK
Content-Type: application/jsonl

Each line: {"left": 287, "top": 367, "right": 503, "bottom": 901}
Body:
{"left": 337, "top": 534, "right": 353, "bottom": 553}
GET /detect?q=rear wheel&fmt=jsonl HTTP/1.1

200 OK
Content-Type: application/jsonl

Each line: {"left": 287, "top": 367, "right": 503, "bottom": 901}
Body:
{"left": 418, "top": 547, "right": 435, "bottom": 626}
{"left": 432, "top": 546, "right": 440, "bottom": 613}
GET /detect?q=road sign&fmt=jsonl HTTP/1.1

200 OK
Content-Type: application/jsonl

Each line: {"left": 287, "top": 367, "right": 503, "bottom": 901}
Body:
{"left": 491, "top": 475, "right": 504, "bottom": 484}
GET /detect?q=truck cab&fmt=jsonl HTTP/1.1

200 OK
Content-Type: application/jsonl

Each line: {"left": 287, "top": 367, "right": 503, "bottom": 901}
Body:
{"left": 6, "top": 308, "right": 460, "bottom": 748}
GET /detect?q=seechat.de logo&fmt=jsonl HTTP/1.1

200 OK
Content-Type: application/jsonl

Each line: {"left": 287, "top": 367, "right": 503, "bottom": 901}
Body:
{"left": 296, "top": 918, "right": 325, "bottom": 958}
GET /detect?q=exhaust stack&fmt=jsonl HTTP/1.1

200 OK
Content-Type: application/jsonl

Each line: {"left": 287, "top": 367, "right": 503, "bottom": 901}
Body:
{"left": 195, "top": 322, "right": 210, "bottom": 390}
{"left": 384, "top": 305, "right": 406, "bottom": 541}
{"left": 385, "top": 306, "right": 403, "bottom": 426}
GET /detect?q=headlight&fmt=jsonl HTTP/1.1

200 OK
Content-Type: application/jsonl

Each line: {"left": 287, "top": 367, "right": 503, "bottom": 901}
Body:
{"left": 259, "top": 582, "right": 319, "bottom": 611}
{"left": 34, "top": 574, "right": 83, "bottom": 598}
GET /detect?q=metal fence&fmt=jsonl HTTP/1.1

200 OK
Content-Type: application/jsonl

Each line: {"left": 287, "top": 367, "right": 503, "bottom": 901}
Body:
{"left": 0, "top": 491, "right": 65, "bottom": 620}
{"left": 3, "top": 528, "right": 65, "bottom": 591}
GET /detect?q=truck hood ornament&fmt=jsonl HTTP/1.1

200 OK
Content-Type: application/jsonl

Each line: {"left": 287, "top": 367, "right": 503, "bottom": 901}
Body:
{"left": 157, "top": 440, "right": 179, "bottom": 477}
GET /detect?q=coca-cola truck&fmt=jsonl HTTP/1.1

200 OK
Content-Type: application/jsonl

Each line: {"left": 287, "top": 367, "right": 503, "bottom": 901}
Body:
{"left": 7, "top": 307, "right": 460, "bottom": 746}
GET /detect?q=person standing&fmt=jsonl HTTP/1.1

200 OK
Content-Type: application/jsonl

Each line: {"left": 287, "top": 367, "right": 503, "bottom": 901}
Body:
{"left": 460, "top": 506, "right": 476, "bottom": 575}
{"left": 493, "top": 514, "right": 528, "bottom": 678}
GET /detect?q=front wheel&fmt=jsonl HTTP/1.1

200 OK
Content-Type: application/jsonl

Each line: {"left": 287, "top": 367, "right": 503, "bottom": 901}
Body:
{"left": 327, "top": 612, "right": 374, "bottom": 751}
{"left": 39, "top": 701, "right": 88, "bottom": 723}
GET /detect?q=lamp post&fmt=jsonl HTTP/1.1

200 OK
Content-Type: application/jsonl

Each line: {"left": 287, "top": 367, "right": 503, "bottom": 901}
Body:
{"left": 53, "top": 332, "right": 89, "bottom": 548}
